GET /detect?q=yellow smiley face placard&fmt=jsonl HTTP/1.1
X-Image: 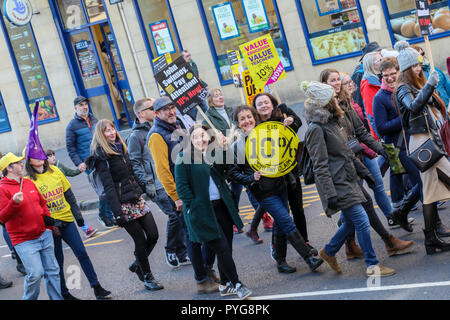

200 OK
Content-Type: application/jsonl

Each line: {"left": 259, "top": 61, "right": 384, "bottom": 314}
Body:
{"left": 245, "top": 121, "right": 299, "bottom": 177}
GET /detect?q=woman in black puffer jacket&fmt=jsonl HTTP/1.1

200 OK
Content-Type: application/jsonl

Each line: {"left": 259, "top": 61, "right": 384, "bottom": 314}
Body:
{"left": 86, "top": 119, "right": 162, "bottom": 291}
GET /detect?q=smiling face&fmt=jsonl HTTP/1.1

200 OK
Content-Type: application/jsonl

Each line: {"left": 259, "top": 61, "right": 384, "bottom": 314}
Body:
{"left": 254, "top": 95, "right": 273, "bottom": 120}
{"left": 237, "top": 109, "right": 256, "bottom": 134}
{"left": 341, "top": 74, "right": 355, "bottom": 94}
{"left": 211, "top": 90, "right": 225, "bottom": 108}
{"left": 381, "top": 67, "right": 398, "bottom": 89}
{"left": 191, "top": 127, "right": 210, "bottom": 152}
{"left": 103, "top": 123, "right": 117, "bottom": 143}
{"left": 156, "top": 104, "right": 178, "bottom": 124}
{"left": 326, "top": 72, "right": 342, "bottom": 95}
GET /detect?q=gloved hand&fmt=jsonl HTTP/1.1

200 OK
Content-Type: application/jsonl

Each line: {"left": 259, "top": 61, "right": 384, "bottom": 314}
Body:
{"left": 76, "top": 217, "right": 85, "bottom": 228}
{"left": 378, "top": 148, "right": 390, "bottom": 161}
{"left": 364, "top": 174, "right": 376, "bottom": 189}
{"left": 426, "top": 70, "right": 440, "bottom": 87}
{"left": 115, "top": 215, "right": 127, "bottom": 228}
{"left": 327, "top": 196, "right": 339, "bottom": 211}
{"left": 145, "top": 183, "right": 157, "bottom": 201}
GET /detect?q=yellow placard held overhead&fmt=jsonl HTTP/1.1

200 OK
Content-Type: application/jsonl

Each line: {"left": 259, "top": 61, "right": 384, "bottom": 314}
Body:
{"left": 242, "top": 70, "right": 263, "bottom": 106}
{"left": 239, "top": 34, "right": 286, "bottom": 90}
{"left": 245, "top": 121, "right": 299, "bottom": 178}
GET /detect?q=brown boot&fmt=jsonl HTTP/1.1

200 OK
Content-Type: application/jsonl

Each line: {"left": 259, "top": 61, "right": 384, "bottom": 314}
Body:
{"left": 385, "top": 234, "right": 414, "bottom": 257}
{"left": 197, "top": 279, "right": 219, "bottom": 294}
{"left": 319, "top": 248, "right": 342, "bottom": 273}
{"left": 345, "top": 239, "right": 364, "bottom": 260}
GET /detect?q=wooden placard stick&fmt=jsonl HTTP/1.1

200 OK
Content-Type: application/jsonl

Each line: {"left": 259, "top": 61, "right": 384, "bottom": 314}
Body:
{"left": 423, "top": 35, "right": 435, "bottom": 72}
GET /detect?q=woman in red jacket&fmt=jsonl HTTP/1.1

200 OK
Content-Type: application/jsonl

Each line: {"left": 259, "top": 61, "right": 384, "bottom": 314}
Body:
{"left": 0, "top": 152, "right": 62, "bottom": 300}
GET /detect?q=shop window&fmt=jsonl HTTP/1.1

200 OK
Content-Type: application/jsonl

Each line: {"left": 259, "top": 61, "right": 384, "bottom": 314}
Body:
{"left": 0, "top": 92, "right": 12, "bottom": 133}
{"left": 133, "top": 0, "right": 182, "bottom": 61}
{"left": 197, "top": 0, "right": 292, "bottom": 85}
{"left": 83, "top": 0, "right": 107, "bottom": 23}
{"left": 381, "top": 0, "right": 450, "bottom": 45}
{"left": 57, "top": 0, "right": 87, "bottom": 29}
{"left": 295, "top": 0, "right": 368, "bottom": 64}
{"left": 0, "top": 1, "right": 59, "bottom": 124}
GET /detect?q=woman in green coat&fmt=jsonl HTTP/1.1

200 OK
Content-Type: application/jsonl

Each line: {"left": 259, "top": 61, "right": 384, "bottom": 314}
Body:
{"left": 175, "top": 124, "right": 252, "bottom": 300}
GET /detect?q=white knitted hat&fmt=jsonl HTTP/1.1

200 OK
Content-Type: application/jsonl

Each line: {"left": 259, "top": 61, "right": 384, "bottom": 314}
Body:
{"left": 394, "top": 41, "right": 423, "bottom": 72}
{"left": 300, "top": 81, "right": 335, "bottom": 109}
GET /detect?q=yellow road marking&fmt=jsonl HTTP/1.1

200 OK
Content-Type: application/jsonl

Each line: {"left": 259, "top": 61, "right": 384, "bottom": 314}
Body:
{"left": 84, "top": 239, "right": 124, "bottom": 247}
{"left": 83, "top": 227, "right": 120, "bottom": 244}
{"left": 239, "top": 205, "right": 254, "bottom": 210}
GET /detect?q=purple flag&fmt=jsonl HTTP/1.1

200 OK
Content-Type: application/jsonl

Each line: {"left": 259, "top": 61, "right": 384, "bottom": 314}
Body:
{"left": 25, "top": 102, "right": 47, "bottom": 160}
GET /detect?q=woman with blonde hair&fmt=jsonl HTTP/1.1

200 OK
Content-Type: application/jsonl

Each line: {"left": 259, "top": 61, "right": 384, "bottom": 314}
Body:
{"left": 86, "top": 119, "right": 163, "bottom": 290}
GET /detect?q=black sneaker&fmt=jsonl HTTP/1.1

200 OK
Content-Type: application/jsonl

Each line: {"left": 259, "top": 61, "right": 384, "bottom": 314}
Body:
{"left": 219, "top": 282, "right": 237, "bottom": 296}
{"left": 144, "top": 274, "right": 164, "bottom": 291}
{"left": 165, "top": 251, "right": 179, "bottom": 269}
{"left": 93, "top": 283, "right": 112, "bottom": 300}
{"left": 388, "top": 217, "right": 415, "bottom": 229}
{"left": 235, "top": 282, "right": 252, "bottom": 300}
{"left": 177, "top": 256, "right": 191, "bottom": 266}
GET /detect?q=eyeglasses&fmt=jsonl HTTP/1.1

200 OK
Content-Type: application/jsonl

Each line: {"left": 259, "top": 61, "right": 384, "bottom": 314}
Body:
{"left": 46, "top": 153, "right": 55, "bottom": 157}
{"left": 382, "top": 72, "right": 397, "bottom": 79}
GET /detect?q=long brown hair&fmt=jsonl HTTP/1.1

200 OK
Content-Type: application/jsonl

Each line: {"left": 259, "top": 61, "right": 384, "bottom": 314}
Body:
{"left": 320, "top": 68, "right": 352, "bottom": 111}
{"left": 90, "top": 119, "right": 128, "bottom": 156}
{"left": 395, "top": 67, "right": 446, "bottom": 119}
{"left": 26, "top": 158, "right": 53, "bottom": 181}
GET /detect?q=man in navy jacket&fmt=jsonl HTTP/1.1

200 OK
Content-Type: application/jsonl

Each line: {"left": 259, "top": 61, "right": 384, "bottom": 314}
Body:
{"left": 65, "top": 96, "right": 115, "bottom": 228}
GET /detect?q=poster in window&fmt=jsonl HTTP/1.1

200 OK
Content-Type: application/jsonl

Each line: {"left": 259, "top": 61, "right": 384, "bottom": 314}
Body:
{"left": 74, "top": 40, "right": 100, "bottom": 79}
{"left": 0, "top": 93, "right": 11, "bottom": 132}
{"left": 315, "top": 0, "right": 342, "bottom": 16}
{"left": 4, "top": 21, "right": 58, "bottom": 122}
{"left": 387, "top": 1, "right": 449, "bottom": 40}
{"left": 149, "top": 20, "right": 175, "bottom": 56}
{"left": 241, "top": 0, "right": 270, "bottom": 33}
{"left": 212, "top": 2, "right": 240, "bottom": 41}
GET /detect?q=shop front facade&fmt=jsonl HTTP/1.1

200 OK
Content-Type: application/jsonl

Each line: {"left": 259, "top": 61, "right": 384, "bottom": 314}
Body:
{"left": 0, "top": 0, "right": 449, "bottom": 153}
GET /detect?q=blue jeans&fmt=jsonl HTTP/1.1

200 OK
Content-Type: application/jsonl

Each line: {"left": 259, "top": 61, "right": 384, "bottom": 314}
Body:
{"left": 53, "top": 222, "right": 99, "bottom": 295}
{"left": 2, "top": 226, "right": 13, "bottom": 251}
{"left": 154, "top": 188, "right": 187, "bottom": 258}
{"left": 325, "top": 204, "right": 378, "bottom": 267}
{"left": 14, "top": 230, "right": 62, "bottom": 300}
{"left": 230, "top": 182, "right": 243, "bottom": 209}
{"left": 258, "top": 189, "right": 296, "bottom": 236}
{"left": 99, "top": 198, "right": 114, "bottom": 221}
{"left": 363, "top": 156, "right": 392, "bottom": 218}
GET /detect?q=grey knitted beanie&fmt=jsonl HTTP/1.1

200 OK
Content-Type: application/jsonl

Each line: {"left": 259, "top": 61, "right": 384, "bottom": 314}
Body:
{"left": 394, "top": 40, "right": 423, "bottom": 72}
{"left": 300, "top": 81, "right": 335, "bottom": 109}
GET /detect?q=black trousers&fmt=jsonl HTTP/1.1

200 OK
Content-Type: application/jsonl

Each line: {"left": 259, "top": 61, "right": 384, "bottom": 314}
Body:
{"left": 124, "top": 213, "right": 159, "bottom": 275}
{"left": 206, "top": 199, "right": 239, "bottom": 286}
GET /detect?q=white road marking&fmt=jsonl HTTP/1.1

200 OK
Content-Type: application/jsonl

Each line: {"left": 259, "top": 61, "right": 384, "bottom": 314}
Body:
{"left": 248, "top": 280, "right": 450, "bottom": 300}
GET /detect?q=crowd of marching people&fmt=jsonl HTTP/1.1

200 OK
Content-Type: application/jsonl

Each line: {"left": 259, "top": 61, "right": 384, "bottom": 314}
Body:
{"left": 0, "top": 43, "right": 449, "bottom": 300}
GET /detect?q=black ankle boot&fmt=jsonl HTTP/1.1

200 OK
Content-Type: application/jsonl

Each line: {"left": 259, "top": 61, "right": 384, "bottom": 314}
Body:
{"left": 93, "top": 283, "right": 112, "bottom": 300}
{"left": 273, "top": 233, "right": 295, "bottom": 273}
{"left": 423, "top": 228, "right": 450, "bottom": 255}
{"left": 276, "top": 260, "right": 296, "bottom": 273}
{"left": 304, "top": 255, "right": 324, "bottom": 272}
{"left": 62, "top": 292, "right": 80, "bottom": 300}
{"left": 390, "top": 190, "right": 419, "bottom": 232}
{"left": 287, "top": 229, "right": 323, "bottom": 271}
{"left": 144, "top": 273, "right": 164, "bottom": 291}
{"left": 129, "top": 260, "right": 144, "bottom": 282}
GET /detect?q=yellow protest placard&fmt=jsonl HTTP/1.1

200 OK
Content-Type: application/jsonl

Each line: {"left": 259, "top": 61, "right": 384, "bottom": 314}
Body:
{"left": 239, "top": 34, "right": 286, "bottom": 90}
{"left": 246, "top": 121, "right": 299, "bottom": 177}
{"left": 242, "top": 70, "right": 263, "bottom": 106}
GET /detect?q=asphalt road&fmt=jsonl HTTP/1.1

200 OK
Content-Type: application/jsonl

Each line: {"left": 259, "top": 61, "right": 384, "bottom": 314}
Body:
{"left": 1, "top": 180, "right": 449, "bottom": 301}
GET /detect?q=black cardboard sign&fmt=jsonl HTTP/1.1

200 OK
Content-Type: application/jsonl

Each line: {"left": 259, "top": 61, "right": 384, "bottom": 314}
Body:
{"left": 415, "top": 0, "right": 433, "bottom": 36}
{"left": 155, "top": 56, "right": 209, "bottom": 115}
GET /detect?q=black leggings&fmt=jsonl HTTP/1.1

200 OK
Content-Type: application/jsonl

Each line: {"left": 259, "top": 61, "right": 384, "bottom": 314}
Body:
{"left": 207, "top": 200, "right": 239, "bottom": 286}
{"left": 124, "top": 213, "right": 159, "bottom": 275}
